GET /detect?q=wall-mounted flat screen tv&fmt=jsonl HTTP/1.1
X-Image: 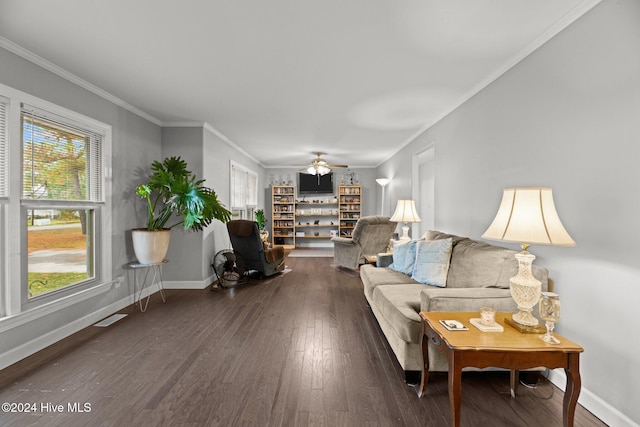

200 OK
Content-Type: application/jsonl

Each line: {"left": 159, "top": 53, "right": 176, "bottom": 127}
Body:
{"left": 298, "top": 172, "right": 334, "bottom": 194}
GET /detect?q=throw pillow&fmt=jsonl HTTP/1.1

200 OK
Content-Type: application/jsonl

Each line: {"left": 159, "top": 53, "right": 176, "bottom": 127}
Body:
{"left": 411, "top": 238, "right": 453, "bottom": 287}
{"left": 388, "top": 239, "right": 420, "bottom": 275}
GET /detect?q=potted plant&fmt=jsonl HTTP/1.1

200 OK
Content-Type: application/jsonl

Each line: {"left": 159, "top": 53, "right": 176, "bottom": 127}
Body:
{"left": 133, "top": 156, "right": 231, "bottom": 264}
{"left": 255, "top": 208, "right": 268, "bottom": 242}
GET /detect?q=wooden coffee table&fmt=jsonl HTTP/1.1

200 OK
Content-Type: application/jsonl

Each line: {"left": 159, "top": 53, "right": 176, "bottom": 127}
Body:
{"left": 418, "top": 311, "right": 583, "bottom": 427}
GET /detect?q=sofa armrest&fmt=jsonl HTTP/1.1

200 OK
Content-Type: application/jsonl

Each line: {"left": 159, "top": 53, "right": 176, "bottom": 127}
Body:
{"left": 331, "top": 236, "right": 356, "bottom": 246}
{"left": 420, "top": 287, "right": 516, "bottom": 313}
{"left": 332, "top": 236, "right": 361, "bottom": 269}
{"left": 264, "top": 246, "right": 284, "bottom": 263}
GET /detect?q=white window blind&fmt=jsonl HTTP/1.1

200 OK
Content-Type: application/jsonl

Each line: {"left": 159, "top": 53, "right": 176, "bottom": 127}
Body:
{"left": 231, "top": 162, "right": 247, "bottom": 209}
{"left": 247, "top": 171, "right": 258, "bottom": 207}
{"left": 21, "top": 105, "right": 103, "bottom": 202}
{"left": 230, "top": 161, "right": 258, "bottom": 210}
{"left": 0, "top": 97, "right": 8, "bottom": 197}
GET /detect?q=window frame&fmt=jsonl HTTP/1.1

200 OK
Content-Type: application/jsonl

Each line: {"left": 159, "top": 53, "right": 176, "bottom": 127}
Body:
{"left": 0, "top": 83, "right": 112, "bottom": 315}
{"left": 230, "top": 160, "right": 258, "bottom": 220}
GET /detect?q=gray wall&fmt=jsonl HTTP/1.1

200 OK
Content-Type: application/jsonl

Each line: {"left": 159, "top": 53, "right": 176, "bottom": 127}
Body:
{"left": 0, "top": 47, "right": 267, "bottom": 365}
{"left": 265, "top": 167, "right": 378, "bottom": 246}
{"left": 378, "top": 1, "right": 640, "bottom": 424}
{"left": 265, "top": 167, "right": 378, "bottom": 210}
{"left": 159, "top": 126, "right": 266, "bottom": 285}
{"left": 0, "top": 46, "right": 162, "bottom": 365}
{"left": 161, "top": 127, "right": 206, "bottom": 282}
{"left": 202, "top": 126, "right": 265, "bottom": 281}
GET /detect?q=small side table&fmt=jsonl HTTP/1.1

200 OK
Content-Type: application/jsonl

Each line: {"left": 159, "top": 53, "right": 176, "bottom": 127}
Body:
{"left": 363, "top": 254, "right": 378, "bottom": 265}
{"left": 125, "top": 259, "right": 167, "bottom": 312}
{"left": 376, "top": 252, "right": 393, "bottom": 267}
{"left": 418, "top": 311, "right": 583, "bottom": 427}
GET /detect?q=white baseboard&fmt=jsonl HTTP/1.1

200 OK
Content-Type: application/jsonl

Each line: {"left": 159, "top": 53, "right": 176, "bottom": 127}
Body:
{"left": 163, "top": 273, "right": 214, "bottom": 289}
{"left": 0, "top": 274, "right": 217, "bottom": 371}
{"left": 0, "top": 293, "right": 133, "bottom": 371}
{"left": 547, "top": 369, "right": 639, "bottom": 427}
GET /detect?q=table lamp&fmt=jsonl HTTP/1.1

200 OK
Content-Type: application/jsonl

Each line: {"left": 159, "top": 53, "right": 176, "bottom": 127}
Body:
{"left": 376, "top": 178, "right": 390, "bottom": 215}
{"left": 482, "top": 187, "right": 575, "bottom": 327}
{"left": 390, "top": 199, "right": 421, "bottom": 244}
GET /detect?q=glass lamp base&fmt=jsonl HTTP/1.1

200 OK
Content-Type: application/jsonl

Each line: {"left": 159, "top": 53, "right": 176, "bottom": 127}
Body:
{"left": 539, "top": 321, "right": 561, "bottom": 344}
{"left": 512, "top": 309, "right": 539, "bottom": 327}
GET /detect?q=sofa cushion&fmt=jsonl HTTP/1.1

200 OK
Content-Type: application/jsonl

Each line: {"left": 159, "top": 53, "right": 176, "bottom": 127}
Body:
{"left": 411, "top": 238, "right": 453, "bottom": 287}
{"left": 423, "top": 230, "right": 470, "bottom": 246}
{"left": 388, "top": 239, "right": 420, "bottom": 275}
{"left": 360, "top": 264, "right": 418, "bottom": 302}
{"left": 372, "top": 284, "right": 424, "bottom": 343}
{"left": 420, "top": 287, "right": 515, "bottom": 312}
{"left": 446, "top": 239, "right": 518, "bottom": 289}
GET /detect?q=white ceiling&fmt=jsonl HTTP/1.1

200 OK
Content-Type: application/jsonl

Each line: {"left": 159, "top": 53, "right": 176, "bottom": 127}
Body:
{"left": 0, "top": 0, "right": 598, "bottom": 169}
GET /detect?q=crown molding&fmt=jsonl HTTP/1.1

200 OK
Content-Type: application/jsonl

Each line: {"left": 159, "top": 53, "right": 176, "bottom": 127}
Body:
{"left": 0, "top": 36, "right": 163, "bottom": 126}
{"left": 0, "top": 37, "right": 262, "bottom": 167}
{"left": 163, "top": 121, "right": 263, "bottom": 167}
{"left": 264, "top": 164, "right": 378, "bottom": 170}
{"left": 377, "top": 0, "right": 602, "bottom": 168}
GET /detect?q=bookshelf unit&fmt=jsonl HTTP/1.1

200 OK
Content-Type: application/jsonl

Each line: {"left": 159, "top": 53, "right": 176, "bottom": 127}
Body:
{"left": 338, "top": 184, "right": 362, "bottom": 237}
{"left": 271, "top": 184, "right": 363, "bottom": 247}
{"left": 295, "top": 200, "right": 339, "bottom": 242}
{"left": 272, "top": 185, "right": 296, "bottom": 248}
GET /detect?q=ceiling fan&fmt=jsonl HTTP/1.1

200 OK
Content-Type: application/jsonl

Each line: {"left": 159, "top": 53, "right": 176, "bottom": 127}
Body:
{"left": 302, "top": 152, "right": 349, "bottom": 176}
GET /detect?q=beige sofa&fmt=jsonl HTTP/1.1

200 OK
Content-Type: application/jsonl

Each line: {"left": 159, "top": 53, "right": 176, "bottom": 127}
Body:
{"left": 360, "top": 230, "right": 549, "bottom": 383}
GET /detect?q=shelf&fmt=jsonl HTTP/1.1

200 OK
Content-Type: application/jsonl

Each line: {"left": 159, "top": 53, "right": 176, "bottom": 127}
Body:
{"left": 338, "top": 185, "right": 362, "bottom": 238}
{"left": 296, "top": 201, "right": 337, "bottom": 205}
{"left": 273, "top": 184, "right": 360, "bottom": 246}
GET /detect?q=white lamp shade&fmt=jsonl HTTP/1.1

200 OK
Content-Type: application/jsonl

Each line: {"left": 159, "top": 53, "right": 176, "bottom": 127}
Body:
{"left": 390, "top": 199, "right": 422, "bottom": 223}
{"left": 307, "top": 165, "right": 331, "bottom": 176}
{"left": 376, "top": 178, "right": 390, "bottom": 187}
{"left": 482, "top": 187, "right": 575, "bottom": 246}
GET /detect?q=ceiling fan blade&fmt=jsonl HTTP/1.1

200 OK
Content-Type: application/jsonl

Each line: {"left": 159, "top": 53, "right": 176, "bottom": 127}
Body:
{"left": 327, "top": 164, "right": 349, "bottom": 168}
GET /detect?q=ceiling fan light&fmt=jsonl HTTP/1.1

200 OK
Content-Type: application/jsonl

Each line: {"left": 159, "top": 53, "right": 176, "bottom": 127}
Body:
{"left": 318, "top": 165, "right": 331, "bottom": 175}
{"left": 306, "top": 166, "right": 318, "bottom": 175}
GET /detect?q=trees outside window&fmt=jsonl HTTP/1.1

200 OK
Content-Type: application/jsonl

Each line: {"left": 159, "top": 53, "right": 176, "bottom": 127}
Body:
{"left": 21, "top": 107, "right": 103, "bottom": 299}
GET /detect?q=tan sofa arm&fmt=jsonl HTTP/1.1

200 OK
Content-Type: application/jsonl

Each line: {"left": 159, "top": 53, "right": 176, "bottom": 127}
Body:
{"left": 420, "top": 287, "right": 517, "bottom": 313}
{"left": 332, "top": 236, "right": 362, "bottom": 270}
{"left": 331, "top": 236, "right": 355, "bottom": 246}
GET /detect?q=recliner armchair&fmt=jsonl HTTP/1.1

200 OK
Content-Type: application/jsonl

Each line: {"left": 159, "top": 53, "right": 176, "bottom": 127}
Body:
{"left": 227, "top": 220, "right": 285, "bottom": 277}
{"left": 331, "top": 216, "right": 397, "bottom": 270}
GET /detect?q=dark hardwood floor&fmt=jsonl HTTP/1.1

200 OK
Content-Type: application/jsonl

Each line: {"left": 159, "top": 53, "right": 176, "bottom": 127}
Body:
{"left": 0, "top": 257, "right": 605, "bottom": 426}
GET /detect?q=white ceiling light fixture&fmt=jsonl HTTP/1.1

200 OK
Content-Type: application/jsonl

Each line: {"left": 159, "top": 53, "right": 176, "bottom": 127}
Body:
{"left": 303, "top": 152, "right": 348, "bottom": 176}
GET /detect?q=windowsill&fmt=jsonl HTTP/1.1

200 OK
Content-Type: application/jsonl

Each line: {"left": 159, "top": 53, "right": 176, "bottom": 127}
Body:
{"left": 0, "top": 280, "right": 113, "bottom": 334}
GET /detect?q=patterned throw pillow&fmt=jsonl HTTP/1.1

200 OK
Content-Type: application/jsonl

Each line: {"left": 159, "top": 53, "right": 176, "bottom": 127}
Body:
{"left": 411, "top": 238, "right": 453, "bottom": 287}
{"left": 388, "top": 240, "right": 420, "bottom": 275}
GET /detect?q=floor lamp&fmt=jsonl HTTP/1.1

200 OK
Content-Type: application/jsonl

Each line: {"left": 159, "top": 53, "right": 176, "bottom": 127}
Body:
{"left": 376, "top": 178, "right": 390, "bottom": 215}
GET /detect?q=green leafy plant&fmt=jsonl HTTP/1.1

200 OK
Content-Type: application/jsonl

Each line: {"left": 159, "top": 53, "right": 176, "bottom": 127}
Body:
{"left": 136, "top": 156, "right": 231, "bottom": 231}
{"left": 255, "top": 209, "right": 266, "bottom": 231}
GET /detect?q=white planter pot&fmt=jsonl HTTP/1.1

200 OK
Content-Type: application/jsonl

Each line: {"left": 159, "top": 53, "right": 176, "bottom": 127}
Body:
{"left": 132, "top": 228, "right": 171, "bottom": 264}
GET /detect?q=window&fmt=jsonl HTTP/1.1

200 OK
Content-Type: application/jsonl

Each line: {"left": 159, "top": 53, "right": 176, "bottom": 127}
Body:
{"left": 0, "top": 83, "right": 111, "bottom": 316}
{"left": 0, "top": 96, "right": 7, "bottom": 198}
{"left": 21, "top": 105, "right": 104, "bottom": 300}
{"left": 230, "top": 161, "right": 258, "bottom": 219}
{"left": 0, "top": 96, "right": 7, "bottom": 316}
